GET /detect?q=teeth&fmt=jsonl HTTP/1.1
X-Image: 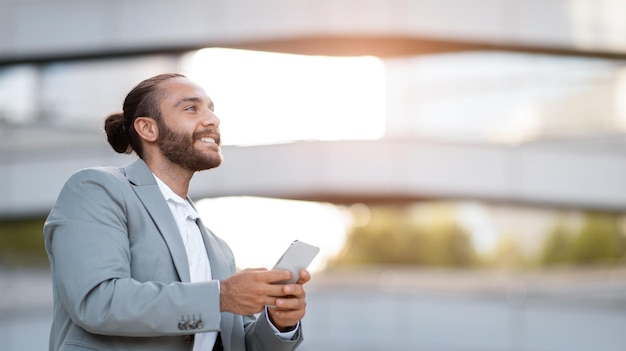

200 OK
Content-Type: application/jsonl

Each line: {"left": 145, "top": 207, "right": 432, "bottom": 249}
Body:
{"left": 200, "top": 137, "right": 216, "bottom": 144}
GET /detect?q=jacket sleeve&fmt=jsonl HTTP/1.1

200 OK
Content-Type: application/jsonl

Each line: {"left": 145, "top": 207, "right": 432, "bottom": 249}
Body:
{"left": 244, "top": 309, "right": 303, "bottom": 351}
{"left": 44, "top": 168, "right": 221, "bottom": 337}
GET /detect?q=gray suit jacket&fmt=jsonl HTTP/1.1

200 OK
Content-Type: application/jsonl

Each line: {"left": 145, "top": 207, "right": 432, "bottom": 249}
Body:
{"left": 44, "top": 159, "right": 303, "bottom": 351}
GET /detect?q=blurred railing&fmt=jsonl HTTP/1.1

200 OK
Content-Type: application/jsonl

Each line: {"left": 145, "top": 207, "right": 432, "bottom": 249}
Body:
{"left": 3, "top": 266, "right": 625, "bottom": 351}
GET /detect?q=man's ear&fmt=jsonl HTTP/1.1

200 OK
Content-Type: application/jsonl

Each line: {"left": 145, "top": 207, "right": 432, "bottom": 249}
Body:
{"left": 134, "top": 117, "right": 159, "bottom": 142}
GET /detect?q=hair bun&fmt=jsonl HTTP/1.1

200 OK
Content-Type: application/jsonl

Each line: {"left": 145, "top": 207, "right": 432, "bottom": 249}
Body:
{"left": 104, "top": 112, "right": 131, "bottom": 154}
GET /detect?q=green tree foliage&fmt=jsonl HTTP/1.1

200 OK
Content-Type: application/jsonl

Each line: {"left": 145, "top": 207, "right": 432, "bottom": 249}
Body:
{"left": 328, "top": 204, "right": 476, "bottom": 268}
{"left": 540, "top": 216, "right": 575, "bottom": 266}
{"left": 539, "top": 211, "right": 626, "bottom": 267}
{"left": 0, "top": 217, "right": 48, "bottom": 267}
{"left": 569, "top": 212, "right": 626, "bottom": 266}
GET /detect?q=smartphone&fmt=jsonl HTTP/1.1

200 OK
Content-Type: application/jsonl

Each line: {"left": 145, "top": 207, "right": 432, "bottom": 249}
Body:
{"left": 272, "top": 240, "right": 320, "bottom": 284}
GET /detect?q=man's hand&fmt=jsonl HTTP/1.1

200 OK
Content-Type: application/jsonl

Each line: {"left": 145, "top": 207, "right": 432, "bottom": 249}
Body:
{"left": 219, "top": 268, "right": 297, "bottom": 316}
{"left": 219, "top": 268, "right": 311, "bottom": 330}
{"left": 266, "top": 270, "right": 311, "bottom": 330}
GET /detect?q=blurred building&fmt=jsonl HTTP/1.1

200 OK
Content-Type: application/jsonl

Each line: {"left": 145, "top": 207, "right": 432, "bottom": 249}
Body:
{"left": 1, "top": 0, "right": 626, "bottom": 217}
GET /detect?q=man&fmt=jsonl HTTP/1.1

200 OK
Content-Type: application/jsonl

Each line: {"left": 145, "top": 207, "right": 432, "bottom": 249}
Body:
{"left": 43, "top": 73, "right": 309, "bottom": 351}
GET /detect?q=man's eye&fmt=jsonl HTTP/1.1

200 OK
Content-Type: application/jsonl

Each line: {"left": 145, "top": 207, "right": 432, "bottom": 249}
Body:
{"left": 185, "top": 106, "right": 197, "bottom": 111}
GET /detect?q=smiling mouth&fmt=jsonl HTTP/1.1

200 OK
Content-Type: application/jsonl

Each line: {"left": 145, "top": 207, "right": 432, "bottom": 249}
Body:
{"left": 200, "top": 137, "right": 217, "bottom": 144}
{"left": 198, "top": 136, "right": 222, "bottom": 149}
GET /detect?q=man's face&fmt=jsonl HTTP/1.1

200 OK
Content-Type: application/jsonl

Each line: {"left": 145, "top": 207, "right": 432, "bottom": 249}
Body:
{"left": 155, "top": 77, "right": 222, "bottom": 171}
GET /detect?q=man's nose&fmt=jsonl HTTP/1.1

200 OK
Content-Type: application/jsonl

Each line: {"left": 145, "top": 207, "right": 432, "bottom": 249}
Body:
{"left": 202, "top": 111, "right": 220, "bottom": 127}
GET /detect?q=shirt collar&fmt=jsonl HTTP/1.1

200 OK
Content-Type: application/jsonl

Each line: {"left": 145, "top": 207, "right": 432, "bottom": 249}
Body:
{"left": 153, "top": 175, "right": 200, "bottom": 220}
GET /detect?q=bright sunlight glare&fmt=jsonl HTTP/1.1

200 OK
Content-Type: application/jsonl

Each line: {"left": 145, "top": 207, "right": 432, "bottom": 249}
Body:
{"left": 182, "top": 48, "right": 386, "bottom": 146}
{"left": 196, "top": 196, "right": 352, "bottom": 273}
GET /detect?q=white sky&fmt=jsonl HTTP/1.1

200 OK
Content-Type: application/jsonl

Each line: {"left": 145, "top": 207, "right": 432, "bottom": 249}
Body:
{"left": 182, "top": 48, "right": 386, "bottom": 146}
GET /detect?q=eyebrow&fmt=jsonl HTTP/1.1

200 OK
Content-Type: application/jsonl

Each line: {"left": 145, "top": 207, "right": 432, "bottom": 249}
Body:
{"left": 174, "top": 96, "right": 215, "bottom": 110}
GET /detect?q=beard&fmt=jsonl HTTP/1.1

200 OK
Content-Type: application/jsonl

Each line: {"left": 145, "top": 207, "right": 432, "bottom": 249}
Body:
{"left": 156, "top": 119, "right": 222, "bottom": 172}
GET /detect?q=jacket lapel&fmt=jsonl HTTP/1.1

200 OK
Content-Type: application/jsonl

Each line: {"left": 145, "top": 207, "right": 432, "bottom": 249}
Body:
{"left": 124, "top": 159, "right": 191, "bottom": 282}
{"left": 194, "top": 216, "right": 236, "bottom": 350}
{"left": 194, "top": 217, "right": 230, "bottom": 281}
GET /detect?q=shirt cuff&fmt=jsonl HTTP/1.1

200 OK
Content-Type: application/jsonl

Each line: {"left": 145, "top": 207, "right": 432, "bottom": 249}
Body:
{"left": 264, "top": 307, "right": 300, "bottom": 340}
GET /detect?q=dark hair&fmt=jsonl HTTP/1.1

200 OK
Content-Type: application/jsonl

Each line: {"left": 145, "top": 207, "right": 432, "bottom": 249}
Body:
{"left": 104, "top": 73, "right": 185, "bottom": 158}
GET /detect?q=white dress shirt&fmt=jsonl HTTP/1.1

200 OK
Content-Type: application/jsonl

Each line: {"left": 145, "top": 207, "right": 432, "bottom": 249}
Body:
{"left": 155, "top": 176, "right": 217, "bottom": 351}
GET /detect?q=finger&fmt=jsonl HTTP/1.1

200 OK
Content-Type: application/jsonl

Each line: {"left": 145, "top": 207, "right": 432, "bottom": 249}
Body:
{"left": 264, "top": 269, "right": 293, "bottom": 284}
{"left": 281, "top": 284, "right": 304, "bottom": 297}
{"left": 266, "top": 284, "right": 294, "bottom": 298}
{"left": 296, "top": 270, "right": 311, "bottom": 285}
{"left": 260, "top": 288, "right": 295, "bottom": 307}
{"left": 274, "top": 296, "right": 306, "bottom": 310}
{"left": 241, "top": 267, "right": 268, "bottom": 273}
